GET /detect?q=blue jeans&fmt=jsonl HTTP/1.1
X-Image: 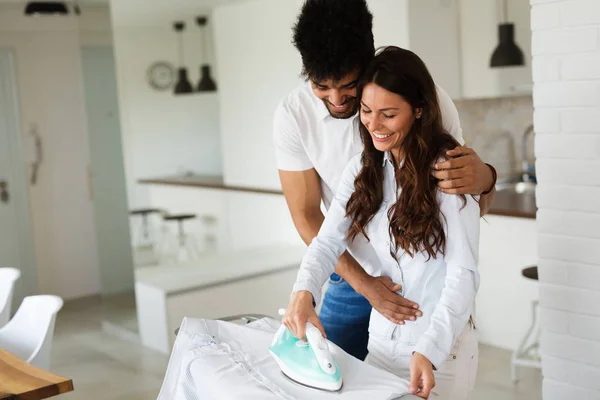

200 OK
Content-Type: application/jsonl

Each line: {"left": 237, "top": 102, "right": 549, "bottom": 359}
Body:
{"left": 319, "top": 273, "right": 372, "bottom": 361}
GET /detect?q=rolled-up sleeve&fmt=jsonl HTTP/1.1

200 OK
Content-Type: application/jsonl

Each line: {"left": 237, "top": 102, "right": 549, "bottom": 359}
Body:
{"left": 292, "top": 155, "right": 362, "bottom": 305}
{"left": 413, "top": 193, "right": 480, "bottom": 369}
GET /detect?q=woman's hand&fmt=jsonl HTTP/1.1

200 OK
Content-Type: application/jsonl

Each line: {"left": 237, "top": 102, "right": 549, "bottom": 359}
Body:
{"left": 282, "top": 290, "right": 326, "bottom": 339}
{"left": 409, "top": 352, "right": 435, "bottom": 399}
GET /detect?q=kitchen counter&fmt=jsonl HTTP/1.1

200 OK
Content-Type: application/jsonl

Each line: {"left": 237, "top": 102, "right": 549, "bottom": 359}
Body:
{"left": 138, "top": 174, "right": 284, "bottom": 196}
{"left": 139, "top": 175, "right": 536, "bottom": 219}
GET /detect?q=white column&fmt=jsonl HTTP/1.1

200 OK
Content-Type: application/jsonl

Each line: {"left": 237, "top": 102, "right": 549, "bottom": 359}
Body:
{"left": 532, "top": 0, "right": 600, "bottom": 398}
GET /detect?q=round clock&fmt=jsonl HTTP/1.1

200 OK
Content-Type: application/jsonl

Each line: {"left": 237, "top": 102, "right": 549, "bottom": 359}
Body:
{"left": 147, "top": 61, "right": 175, "bottom": 91}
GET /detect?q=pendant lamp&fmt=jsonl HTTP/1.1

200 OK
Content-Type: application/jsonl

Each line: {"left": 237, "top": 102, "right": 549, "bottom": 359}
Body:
{"left": 490, "top": 0, "right": 525, "bottom": 67}
{"left": 173, "top": 21, "right": 193, "bottom": 94}
{"left": 196, "top": 16, "right": 217, "bottom": 92}
{"left": 24, "top": 2, "right": 69, "bottom": 15}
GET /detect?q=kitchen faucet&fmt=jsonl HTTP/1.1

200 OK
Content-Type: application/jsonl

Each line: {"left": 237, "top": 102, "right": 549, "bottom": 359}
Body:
{"left": 521, "top": 123, "right": 536, "bottom": 183}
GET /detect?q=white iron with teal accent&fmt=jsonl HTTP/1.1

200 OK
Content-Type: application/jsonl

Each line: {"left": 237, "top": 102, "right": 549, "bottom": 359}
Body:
{"left": 269, "top": 322, "right": 343, "bottom": 392}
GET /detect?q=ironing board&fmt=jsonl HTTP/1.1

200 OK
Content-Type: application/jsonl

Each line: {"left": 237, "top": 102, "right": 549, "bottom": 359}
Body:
{"left": 158, "top": 316, "right": 420, "bottom": 400}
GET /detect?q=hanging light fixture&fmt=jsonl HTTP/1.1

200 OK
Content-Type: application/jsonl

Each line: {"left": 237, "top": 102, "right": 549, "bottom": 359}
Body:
{"left": 490, "top": 0, "right": 525, "bottom": 67}
{"left": 195, "top": 16, "right": 217, "bottom": 92}
{"left": 173, "top": 21, "right": 193, "bottom": 95}
{"left": 24, "top": 2, "right": 69, "bottom": 15}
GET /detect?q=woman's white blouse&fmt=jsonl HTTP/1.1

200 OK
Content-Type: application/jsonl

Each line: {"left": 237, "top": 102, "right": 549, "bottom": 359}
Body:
{"left": 293, "top": 152, "right": 480, "bottom": 369}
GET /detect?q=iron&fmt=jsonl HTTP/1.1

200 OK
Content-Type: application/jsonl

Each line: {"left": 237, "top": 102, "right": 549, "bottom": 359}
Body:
{"left": 269, "top": 321, "right": 343, "bottom": 392}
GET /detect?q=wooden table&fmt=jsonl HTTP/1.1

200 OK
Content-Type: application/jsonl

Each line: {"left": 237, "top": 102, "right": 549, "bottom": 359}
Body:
{"left": 0, "top": 350, "right": 73, "bottom": 399}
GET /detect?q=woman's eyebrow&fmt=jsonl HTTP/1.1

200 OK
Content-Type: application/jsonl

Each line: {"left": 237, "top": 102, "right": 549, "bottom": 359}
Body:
{"left": 360, "top": 101, "right": 399, "bottom": 112}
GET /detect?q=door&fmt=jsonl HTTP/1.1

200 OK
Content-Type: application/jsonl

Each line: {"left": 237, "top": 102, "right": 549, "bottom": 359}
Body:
{"left": 0, "top": 49, "right": 36, "bottom": 307}
{"left": 81, "top": 46, "right": 135, "bottom": 296}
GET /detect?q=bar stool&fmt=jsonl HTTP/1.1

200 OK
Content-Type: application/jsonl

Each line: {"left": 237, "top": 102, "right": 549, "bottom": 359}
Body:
{"left": 511, "top": 265, "right": 541, "bottom": 383}
{"left": 129, "top": 208, "right": 164, "bottom": 250}
{"left": 160, "top": 213, "right": 201, "bottom": 263}
{"left": 130, "top": 208, "right": 165, "bottom": 266}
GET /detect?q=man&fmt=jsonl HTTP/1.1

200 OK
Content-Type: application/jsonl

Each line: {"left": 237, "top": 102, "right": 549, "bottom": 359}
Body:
{"left": 273, "top": 0, "right": 496, "bottom": 361}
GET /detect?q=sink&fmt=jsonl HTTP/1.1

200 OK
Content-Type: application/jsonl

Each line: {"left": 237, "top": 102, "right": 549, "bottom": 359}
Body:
{"left": 495, "top": 181, "right": 536, "bottom": 194}
{"left": 492, "top": 179, "right": 537, "bottom": 218}
{"left": 495, "top": 175, "right": 536, "bottom": 194}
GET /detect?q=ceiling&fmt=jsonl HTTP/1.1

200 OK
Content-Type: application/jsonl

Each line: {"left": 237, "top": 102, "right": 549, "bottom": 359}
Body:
{"left": 0, "top": 0, "right": 248, "bottom": 26}
{"left": 0, "top": 0, "right": 242, "bottom": 6}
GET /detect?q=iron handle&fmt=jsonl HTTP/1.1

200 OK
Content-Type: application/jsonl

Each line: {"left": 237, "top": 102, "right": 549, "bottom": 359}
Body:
{"left": 0, "top": 180, "right": 8, "bottom": 203}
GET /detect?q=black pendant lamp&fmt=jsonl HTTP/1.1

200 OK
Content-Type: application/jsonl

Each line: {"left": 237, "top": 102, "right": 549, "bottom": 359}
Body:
{"left": 24, "top": 2, "right": 69, "bottom": 15}
{"left": 490, "top": 0, "right": 524, "bottom": 68}
{"left": 196, "top": 16, "right": 217, "bottom": 92}
{"left": 173, "top": 21, "right": 193, "bottom": 94}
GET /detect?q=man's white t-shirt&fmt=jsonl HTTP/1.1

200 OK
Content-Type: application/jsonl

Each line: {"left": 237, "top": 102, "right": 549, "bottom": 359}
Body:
{"left": 273, "top": 81, "right": 464, "bottom": 276}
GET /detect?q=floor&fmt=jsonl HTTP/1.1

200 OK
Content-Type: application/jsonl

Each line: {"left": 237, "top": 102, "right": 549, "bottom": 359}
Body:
{"left": 52, "top": 297, "right": 167, "bottom": 400}
{"left": 51, "top": 297, "right": 542, "bottom": 400}
{"left": 101, "top": 292, "right": 139, "bottom": 334}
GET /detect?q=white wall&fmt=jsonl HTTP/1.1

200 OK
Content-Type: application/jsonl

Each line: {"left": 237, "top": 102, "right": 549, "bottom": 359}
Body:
{"left": 532, "top": 0, "right": 600, "bottom": 398}
{"left": 370, "top": 0, "right": 410, "bottom": 48}
{"left": 0, "top": 8, "right": 102, "bottom": 299}
{"left": 109, "top": 2, "right": 223, "bottom": 208}
{"left": 213, "top": 0, "right": 304, "bottom": 190}
{"left": 408, "top": 0, "right": 462, "bottom": 99}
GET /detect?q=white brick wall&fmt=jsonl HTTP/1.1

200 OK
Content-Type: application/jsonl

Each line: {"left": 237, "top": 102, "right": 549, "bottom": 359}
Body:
{"left": 533, "top": 0, "right": 600, "bottom": 398}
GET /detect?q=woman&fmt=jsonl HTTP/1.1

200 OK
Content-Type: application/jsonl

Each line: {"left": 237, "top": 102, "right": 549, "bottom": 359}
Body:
{"left": 283, "top": 46, "right": 480, "bottom": 400}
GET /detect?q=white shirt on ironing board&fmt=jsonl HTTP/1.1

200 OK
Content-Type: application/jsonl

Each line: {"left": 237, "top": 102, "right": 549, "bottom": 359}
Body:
{"left": 292, "top": 151, "right": 480, "bottom": 370}
{"left": 158, "top": 316, "right": 418, "bottom": 399}
{"left": 273, "top": 81, "right": 464, "bottom": 278}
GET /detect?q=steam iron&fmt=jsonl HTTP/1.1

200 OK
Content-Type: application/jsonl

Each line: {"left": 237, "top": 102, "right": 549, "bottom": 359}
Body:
{"left": 269, "top": 322, "right": 343, "bottom": 392}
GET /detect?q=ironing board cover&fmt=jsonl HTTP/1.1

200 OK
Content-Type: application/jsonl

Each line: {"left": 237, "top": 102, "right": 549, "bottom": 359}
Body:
{"left": 157, "top": 317, "right": 415, "bottom": 400}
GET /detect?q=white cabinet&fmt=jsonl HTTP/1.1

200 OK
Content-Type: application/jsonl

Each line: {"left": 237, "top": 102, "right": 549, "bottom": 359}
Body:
{"left": 408, "top": 0, "right": 532, "bottom": 100}
{"left": 476, "top": 215, "right": 538, "bottom": 350}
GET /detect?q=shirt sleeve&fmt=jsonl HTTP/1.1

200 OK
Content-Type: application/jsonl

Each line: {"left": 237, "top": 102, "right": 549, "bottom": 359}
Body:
{"left": 292, "top": 155, "right": 362, "bottom": 305}
{"left": 272, "top": 102, "right": 314, "bottom": 171}
{"left": 436, "top": 84, "right": 464, "bottom": 146}
{"left": 413, "top": 192, "right": 480, "bottom": 369}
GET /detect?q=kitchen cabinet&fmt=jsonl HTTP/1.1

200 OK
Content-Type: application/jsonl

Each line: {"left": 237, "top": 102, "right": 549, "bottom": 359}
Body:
{"left": 408, "top": 0, "right": 532, "bottom": 100}
{"left": 476, "top": 215, "right": 538, "bottom": 350}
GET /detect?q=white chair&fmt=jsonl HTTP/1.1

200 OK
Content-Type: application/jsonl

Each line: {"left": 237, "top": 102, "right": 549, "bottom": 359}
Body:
{"left": 0, "top": 267, "right": 21, "bottom": 327}
{"left": 0, "top": 295, "right": 63, "bottom": 370}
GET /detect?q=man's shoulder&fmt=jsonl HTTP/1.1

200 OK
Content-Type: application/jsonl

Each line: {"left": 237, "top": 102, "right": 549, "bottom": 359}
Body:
{"left": 278, "top": 82, "right": 316, "bottom": 116}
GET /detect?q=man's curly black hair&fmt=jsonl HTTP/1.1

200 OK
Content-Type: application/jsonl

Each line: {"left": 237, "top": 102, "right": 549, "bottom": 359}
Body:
{"left": 292, "top": 0, "right": 375, "bottom": 83}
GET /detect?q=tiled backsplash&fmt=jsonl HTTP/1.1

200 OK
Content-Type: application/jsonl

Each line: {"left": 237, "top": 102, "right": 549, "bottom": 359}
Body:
{"left": 454, "top": 95, "right": 534, "bottom": 180}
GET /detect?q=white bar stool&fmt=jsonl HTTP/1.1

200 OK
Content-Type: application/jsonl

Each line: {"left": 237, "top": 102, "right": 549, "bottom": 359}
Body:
{"left": 511, "top": 265, "right": 541, "bottom": 383}
{"left": 130, "top": 208, "right": 165, "bottom": 265}
{"left": 160, "top": 213, "right": 201, "bottom": 263}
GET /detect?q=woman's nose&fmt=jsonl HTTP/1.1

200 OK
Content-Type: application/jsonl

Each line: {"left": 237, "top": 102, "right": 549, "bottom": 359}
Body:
{"left": 367, "top": 116, "right": 380, "bottom": 132}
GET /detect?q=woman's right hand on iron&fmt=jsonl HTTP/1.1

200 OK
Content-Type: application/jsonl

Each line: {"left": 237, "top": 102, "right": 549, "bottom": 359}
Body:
{"left": 282, "top": 290, "right": 326, "bottom": 340}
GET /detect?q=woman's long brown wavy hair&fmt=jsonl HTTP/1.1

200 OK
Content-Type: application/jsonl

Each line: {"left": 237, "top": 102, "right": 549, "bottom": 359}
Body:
{"left": 346, "top": 46, "right": 465, "bottom": 260}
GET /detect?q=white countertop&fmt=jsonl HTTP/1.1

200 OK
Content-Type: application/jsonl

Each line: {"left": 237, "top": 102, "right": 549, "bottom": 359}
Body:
{"left": 134, "top": 245, "right": 306, "bottom": 294}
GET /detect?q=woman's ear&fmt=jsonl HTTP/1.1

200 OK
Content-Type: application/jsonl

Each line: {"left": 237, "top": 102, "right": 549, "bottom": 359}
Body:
{"left": 415, "top": 108, "right": 423, "bottom": 119}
